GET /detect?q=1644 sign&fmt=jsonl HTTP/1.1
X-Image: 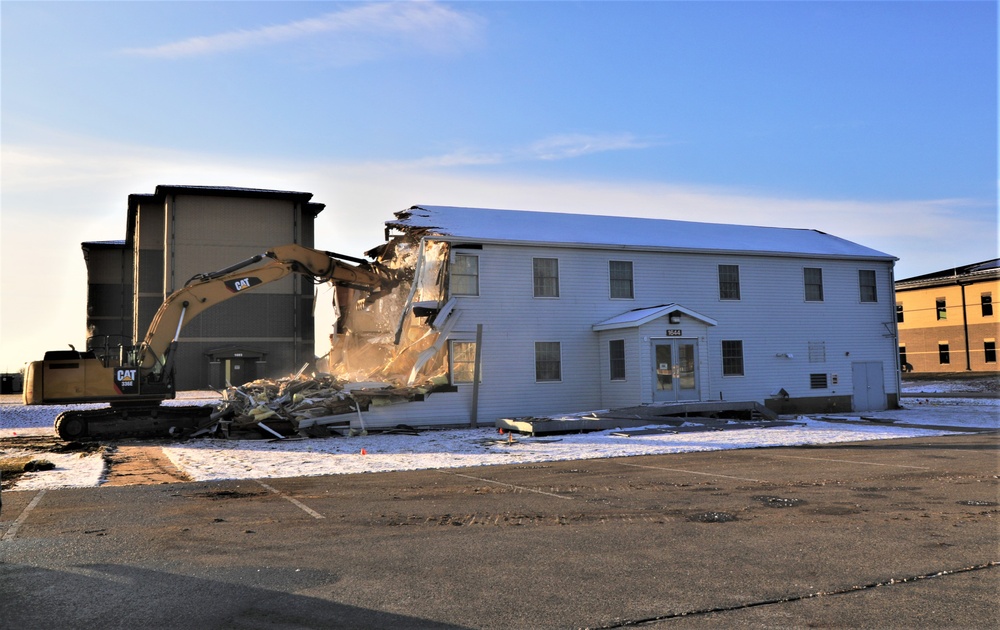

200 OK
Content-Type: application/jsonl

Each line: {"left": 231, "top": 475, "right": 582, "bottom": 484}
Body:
{"left": 666, "top": 329, "right": 683, "bottom": 337}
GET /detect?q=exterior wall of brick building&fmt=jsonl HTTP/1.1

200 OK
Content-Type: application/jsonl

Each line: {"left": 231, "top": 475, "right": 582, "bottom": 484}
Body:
{"left": 896, "top": 260, "right": 999, "bottom": 373}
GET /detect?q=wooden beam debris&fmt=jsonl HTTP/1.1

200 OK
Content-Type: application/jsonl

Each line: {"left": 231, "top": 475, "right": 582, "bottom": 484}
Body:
{"left": 201, "top": 371, "right": 450, "bottom": 439}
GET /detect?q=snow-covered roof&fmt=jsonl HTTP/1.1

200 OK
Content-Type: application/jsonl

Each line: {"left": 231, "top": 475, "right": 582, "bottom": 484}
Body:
{"left": 388, "top": 205, "right": 895, "bottom": 261}
{"left": 593, "top": 304, "right": 718, "bottom": 331}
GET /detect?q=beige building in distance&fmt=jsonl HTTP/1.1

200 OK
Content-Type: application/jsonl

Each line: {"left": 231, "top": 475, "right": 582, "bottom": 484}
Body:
{"left": 895, "top": 259, "right": 999, "bottom": 373}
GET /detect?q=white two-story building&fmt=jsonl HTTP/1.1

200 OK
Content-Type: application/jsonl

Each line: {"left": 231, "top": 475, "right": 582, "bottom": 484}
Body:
{"left": 347, "top": 205, "right": 900, "bottom": 428}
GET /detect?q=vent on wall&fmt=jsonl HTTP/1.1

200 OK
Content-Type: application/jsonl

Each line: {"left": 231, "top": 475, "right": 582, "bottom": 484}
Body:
{"left": 810, "top": 373, "right": 828, "bottom": 389}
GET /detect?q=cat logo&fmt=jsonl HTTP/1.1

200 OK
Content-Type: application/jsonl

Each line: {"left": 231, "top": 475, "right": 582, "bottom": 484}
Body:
{"left": 116, "top": 369, "right": 136, "bottom": 384}
{"left": 114, "top": 368, "right": 138, "bottom": 394}
{"left": 225, "top": 276, "right": 263, "bottom": 293}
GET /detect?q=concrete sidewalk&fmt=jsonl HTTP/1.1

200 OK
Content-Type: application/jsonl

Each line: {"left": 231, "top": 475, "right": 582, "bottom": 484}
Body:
{"left": 2, "top": 433, "right": 997, "bottom": 629}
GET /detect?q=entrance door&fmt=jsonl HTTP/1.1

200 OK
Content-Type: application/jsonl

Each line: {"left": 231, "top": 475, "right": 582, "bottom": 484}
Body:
{"left": 652, "top": 340, "right": 699, "bottom": 402}
{"left": 852, "top": 361, "right": 885, "bottom": 411}
{"left": 224, "top": 358, "right": 256, "bottom": 387}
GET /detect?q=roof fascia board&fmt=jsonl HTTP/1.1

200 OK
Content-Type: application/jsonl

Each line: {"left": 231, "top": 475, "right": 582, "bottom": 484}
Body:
{"left": 896, "top": 269, "right": 1000, "bottom": 291}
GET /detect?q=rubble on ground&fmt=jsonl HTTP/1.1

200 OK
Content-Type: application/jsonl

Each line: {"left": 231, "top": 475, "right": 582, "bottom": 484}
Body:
{"left": 198, "top": 369, "right": 448, "bottom": 440}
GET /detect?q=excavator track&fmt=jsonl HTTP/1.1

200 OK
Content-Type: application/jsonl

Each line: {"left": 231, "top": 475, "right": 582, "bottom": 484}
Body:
{"left": 55, "top": 405, "right": 215, "bottom": 441}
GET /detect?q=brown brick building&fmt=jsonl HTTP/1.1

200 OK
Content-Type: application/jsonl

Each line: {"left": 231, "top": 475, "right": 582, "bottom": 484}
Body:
{"left": 895, "top": 259, "right": 999, "bottom": 373}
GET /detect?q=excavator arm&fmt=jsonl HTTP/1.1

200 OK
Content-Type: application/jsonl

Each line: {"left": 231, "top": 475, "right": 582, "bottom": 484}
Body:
{"left": 24, "top": 244, "right": 403, "bottom": 439}
{"left": 139, "top": 244, "right": 400, "bottom": 373}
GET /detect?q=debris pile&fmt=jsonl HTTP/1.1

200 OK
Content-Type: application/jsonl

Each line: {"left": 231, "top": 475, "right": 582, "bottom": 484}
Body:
{"left": 199, "top": 368, "right": 447, "bottom": 440}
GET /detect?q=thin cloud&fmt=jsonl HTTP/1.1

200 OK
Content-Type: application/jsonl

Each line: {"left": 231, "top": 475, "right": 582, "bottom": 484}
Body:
{"left": 523, "top": 133, "right": 653, "bottom": 161}
{"left": 121, "top": 2, "right": 483, "bottom": 59}
{"left": 420, "top": 133, "right": 655, "bottom": 167}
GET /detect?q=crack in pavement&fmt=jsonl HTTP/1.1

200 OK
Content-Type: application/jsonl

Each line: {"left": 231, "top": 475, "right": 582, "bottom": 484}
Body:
{"left": 592, "top": 561, "right": 999, "bottom": 628}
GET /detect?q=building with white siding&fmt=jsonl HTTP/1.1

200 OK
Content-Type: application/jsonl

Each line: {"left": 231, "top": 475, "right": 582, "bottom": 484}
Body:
{"left": 348, "top": 205, "right": 901, "bottom": 428}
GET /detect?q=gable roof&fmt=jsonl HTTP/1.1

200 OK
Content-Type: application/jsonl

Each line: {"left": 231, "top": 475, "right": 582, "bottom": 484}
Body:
{"left": 593, "top": 304, "right": 718, "bottom": 331}
{"left": 388, "top": 205, "right": 895, "bottom": 261}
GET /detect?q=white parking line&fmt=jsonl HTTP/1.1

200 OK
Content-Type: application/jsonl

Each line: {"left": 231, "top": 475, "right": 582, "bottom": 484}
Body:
{"left": 255, "top": 480, "right": 325, "bottom": 519}
{"left": 2, "top": 489, "right": 46, "bottom": 541}
{"left": 618, "top": 462, "right": 763, "bottom": 482}
{"left": 770, "top": 455, "right": 930, "bottom": 469}
{"left": 438, "top": 469, "right": 576, "bottom": 500}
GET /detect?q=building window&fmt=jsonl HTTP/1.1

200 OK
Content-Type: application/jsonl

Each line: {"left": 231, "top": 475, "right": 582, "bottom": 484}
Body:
{"left": 938, "top": 343, "right": 950, "bottom": 365}
{"left": 533, "top": 258, "right": 559, "bottom": 298}
{"left": 722, "top": 340, "right": 744, "bottom": 376}
{"left": 983, "top": 293, "right": 994, "bottom": 317}
{"left": 936, "top": 298, "right": 947, "bottom": 320}
{"left": 609, "top": 261, "right": 634, "bottom": 299}
{"left": 718, "top": 264, "right": 741, "bottom": 300}
{"left": 535, "top": 342, "right": 562, "bottom": 382}
{"left": 804, "top": 268, "right": 824, "bottom": 302}
{"left": 810, "top": 373, "right": 828, "bottom": 389}
{"left": 450, "top": 341, "right": 478, "bottom": 384}
{"left": 609, "top": 339, "right": 626, "bottom": 380}
{"left": 450, "top": 254, "right": 479, "bottom": 296}
{"left": 859, "top": 270, "right": 878, "bottom": 302}
{"left": 899, "top": 345, "right": 908, "bottom": 368}
{"left": 985, "top": 341, "right": 997, "bottom": 364}
{"left": 896, "top": 304, "right": 904, "bottom": 323}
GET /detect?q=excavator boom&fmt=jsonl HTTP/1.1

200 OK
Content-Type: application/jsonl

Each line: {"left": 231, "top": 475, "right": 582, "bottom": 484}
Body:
{"left": 23, "top": 244, "right": 401, "bottom": 440}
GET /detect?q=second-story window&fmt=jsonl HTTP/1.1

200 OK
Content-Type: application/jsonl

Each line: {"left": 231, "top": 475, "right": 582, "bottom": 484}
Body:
{"left": 896, "top": 304, "right": 904, "bottom": 323}
{"left": 609, "top": 261, "right": 634, "bottom": 299}
{"left": 533, "top": 258, "right": 559, "bottom": 298}
{"left": 859, "top": 270, "right": 878, "bottom": 302}
{"left": 804, "top": 268, "right": 824, "bottom": 302}
{"left": 983, "top": 293, "right": 993, "bottom": 317}
{"left": 718, "top": 264, "right": 741, "bottom": 300}
{"left": 936, "top": 298, "right": 947, "bottom": 320}
{"left": 450, "top": 253, "right": 479, "bottom": 296}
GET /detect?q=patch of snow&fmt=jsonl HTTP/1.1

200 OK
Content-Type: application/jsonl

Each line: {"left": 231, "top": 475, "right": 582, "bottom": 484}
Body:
{"left": 2, "top": 396, "right": 996, "bottom": 492}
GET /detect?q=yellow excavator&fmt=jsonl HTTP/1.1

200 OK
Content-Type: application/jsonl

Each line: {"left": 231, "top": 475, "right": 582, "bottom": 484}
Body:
{"left": 23, "top": 244, "right": 402, "bottom": 440}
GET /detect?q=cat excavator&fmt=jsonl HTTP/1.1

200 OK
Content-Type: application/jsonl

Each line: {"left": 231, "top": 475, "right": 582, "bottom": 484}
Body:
{"left": 22, "top": 244, "right": 402, "bottom": 440}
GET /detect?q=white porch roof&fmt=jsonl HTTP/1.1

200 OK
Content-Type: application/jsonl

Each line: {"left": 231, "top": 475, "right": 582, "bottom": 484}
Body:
{"left": 592, "top": 304, "right": 718, "bottom": 331}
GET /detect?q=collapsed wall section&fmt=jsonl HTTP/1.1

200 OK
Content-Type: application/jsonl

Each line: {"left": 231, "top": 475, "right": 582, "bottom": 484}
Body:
{"left": 322, "top": 234, "right": 453, "bottom": 387}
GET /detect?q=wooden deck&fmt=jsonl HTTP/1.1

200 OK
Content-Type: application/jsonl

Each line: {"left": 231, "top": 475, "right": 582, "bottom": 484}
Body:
{"left": 497, "top": 400, "right": 778, "bottom": 436}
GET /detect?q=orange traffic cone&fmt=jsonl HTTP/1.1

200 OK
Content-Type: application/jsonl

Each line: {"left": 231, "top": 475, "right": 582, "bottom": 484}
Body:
{"left": 360, "top": 448, "right": 367, "bottom": 455}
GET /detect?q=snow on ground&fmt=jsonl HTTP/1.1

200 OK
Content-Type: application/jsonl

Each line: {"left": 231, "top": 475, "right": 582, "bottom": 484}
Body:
{"left": 2, "top": 391, "right": 996, "bottom": 492}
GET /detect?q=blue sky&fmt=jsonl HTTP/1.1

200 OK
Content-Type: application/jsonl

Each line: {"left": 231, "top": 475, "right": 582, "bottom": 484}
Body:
{"left": 1, "top": 1, "right": 997, "bottom": 370}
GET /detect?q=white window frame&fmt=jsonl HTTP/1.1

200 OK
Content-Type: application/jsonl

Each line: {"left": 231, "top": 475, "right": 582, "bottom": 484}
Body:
{"left": 804, "top": 267, "right": 824, "bottom": 302}
{"left": 450, "top": 253, "right": 479, "bottom": 297}
{"left": 534, "top": 341, "right": 562, "bottom": 382}
{"left": 449, "top": 340, "right": 479, "bottom": 384}
{"left": 609, "top": 260, "right": 634, "bottom": 300}
{"left": 609, "top": 339, "right": 626, "bottom": 381}
{"left": 533, "top": 257, "right": 560, "bottom": 298}
{"left": 718, "top": 264, "right": 741, "bottom": 300}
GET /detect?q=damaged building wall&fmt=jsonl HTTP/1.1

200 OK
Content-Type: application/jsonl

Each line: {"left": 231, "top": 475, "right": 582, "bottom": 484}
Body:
{"left": 321, "top": 237, "right": 453, "bottom": 387}
{"left": 220, "top": 204, "right": 899, "bottom": 434}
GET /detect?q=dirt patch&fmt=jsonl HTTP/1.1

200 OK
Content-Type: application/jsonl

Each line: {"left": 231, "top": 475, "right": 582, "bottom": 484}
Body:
{"left": 0, "top": 436, "right": 189, "bottom": 488}
{"left": 102, "top": 444, "right": 191, "bottom": 486}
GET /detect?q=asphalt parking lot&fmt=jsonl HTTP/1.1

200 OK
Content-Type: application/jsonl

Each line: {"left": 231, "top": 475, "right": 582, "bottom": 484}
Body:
{"left": 2, "top": 433, "right": 997, "bottom": 629}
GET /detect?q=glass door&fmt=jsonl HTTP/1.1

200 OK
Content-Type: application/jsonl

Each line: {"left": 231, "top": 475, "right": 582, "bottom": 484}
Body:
{"left": 652, "top": 340, "right": 700, "bottom": 402}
